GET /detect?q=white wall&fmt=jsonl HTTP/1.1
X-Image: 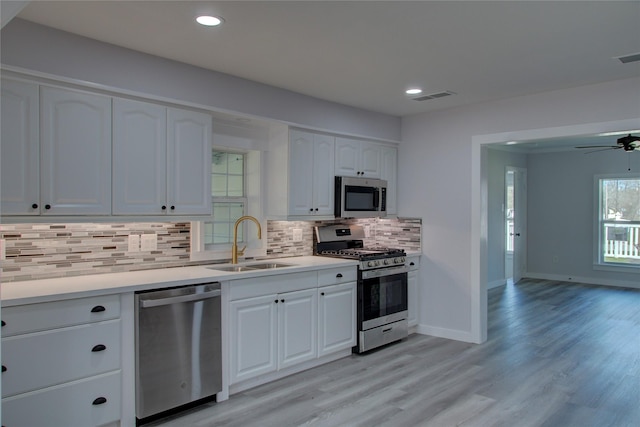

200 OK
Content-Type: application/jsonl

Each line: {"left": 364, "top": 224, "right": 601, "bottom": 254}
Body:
{"left": 400, "top": 77, "right": 640, "bottom": 342}
{"left": 526, "top": 149, "right": 640, "bottom": 286}
{"left": 0, "top": 19, "right": 400, "bottom": 142}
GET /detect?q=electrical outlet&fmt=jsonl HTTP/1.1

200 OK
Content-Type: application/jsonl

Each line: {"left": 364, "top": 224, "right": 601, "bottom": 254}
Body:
{"left": 140, "top": 233, "right": 157, "bottom": 251}
{"left": 364, "top": 226, "right": 371, "bottom": 238}
{"left": 128, "top": 235, "right": 140, "bottom": 252}
{"left": 293, "top": 228, "right": 303, "bottom": 242}
{"left": 0, "top": 239, "right": 5, "bottom": 261}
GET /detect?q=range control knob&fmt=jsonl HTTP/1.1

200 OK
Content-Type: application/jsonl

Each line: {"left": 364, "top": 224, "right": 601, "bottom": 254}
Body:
{"left": 367, "top": 261, "right": 375, "bottom": 267}
{"left": 395, "top": 257, "right": 405, "bottom": 264}
{"left": 384, "top": 259, "right": 390, "bottom": 265}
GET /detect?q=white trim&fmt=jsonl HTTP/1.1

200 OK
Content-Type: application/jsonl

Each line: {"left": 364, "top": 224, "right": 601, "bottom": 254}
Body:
{"left": 416, "top": 323, "right": 474, "bottom": 343}
{"left": 524, "top": 272, "right": 640, "bottom": 290}
{"left": 472, "top": 118, "right": 640, "bottom": 345}
{"left": 487, "top": 279, "right": 506, "bottom": 290}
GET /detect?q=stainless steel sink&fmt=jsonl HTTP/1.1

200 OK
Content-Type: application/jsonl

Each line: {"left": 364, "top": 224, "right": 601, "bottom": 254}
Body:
{"left": 248, "top": 263, "right": 293, "bottom": 269}
{"left": 206, "top": 262, "right": 294, "bottom": 272}
{"left": 208, "top": 265, "right": 258, "bottom": 272}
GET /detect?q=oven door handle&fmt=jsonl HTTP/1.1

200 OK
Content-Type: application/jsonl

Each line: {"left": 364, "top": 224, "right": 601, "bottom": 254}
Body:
{"left": 361, "top": 265, "right": 409, "bottom": 279}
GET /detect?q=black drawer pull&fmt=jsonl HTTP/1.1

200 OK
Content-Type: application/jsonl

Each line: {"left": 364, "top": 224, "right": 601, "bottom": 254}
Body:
{"left": 280, "top": 299, "right": 285, "bottom": 303}
{"left": 321, "top": 292, "right": 325, "bottom": 296}
{"left": 410, "top": 262, "right": 415, "bottom": 266}
{"left": 91, "top": 305, "right": 106, "bottom": 313}
{"left": 161, "top": 205, "right": 167, "bottom": 210}
{"left": 92, "top": 397, "right": 107, "bottom": 405}
{"left": 44, "top": 204, "right": 51, "bottom": 210}
{"left": 274, "top": 300, "right": 278, "bottom": 303}
{"left": 1, "top": 320, "right": 5, "bottom": 327}
{"left": 170, "top": 205, "right": 175, "bottom": 210}
{"left": 2, "top": 365, "right": 6, "bottom": 372}
{"left": 336, "top": 273, "right": 343, "bottom": 278}
{"left": 32, "top": 203, "right": 38, "bottom": 209}
{"left": 92, "top": 344, "right": 107, "bottom": 352}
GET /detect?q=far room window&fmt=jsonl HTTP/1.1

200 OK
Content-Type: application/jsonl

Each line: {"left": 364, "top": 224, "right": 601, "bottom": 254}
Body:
{"left": 597, "top": 175, "right": 640, "bottom": 269}
{"left": 204, "top": 151, "right": 246, "bottom": 247}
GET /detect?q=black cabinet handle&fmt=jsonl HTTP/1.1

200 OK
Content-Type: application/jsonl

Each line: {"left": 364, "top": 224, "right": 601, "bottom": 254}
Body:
{"left": 336, "top": 273, "right": 343, "bottom": 278}
{"left": 2, "top": 365, "right": 6, "bottom": 373}
{"left": 44, "top": 204, "right": 51, "bottom": 210}
{"left": 170, "top": 205, "right": 175, "bottom": 210}
{"left": 92, "top": 397, "right": 107, "bottom": 405}
{"left": 280, "top": 299, "right": 285, "bottom": 303}
{"left": 410, "top": 262, "right": 415, "bottom": 266}
{"left": 274, "top": 299, "right": 278, "bottom": 304}
{"left": 92, "top": 344, "right": 107, "bottom": 352}
{"left": 309, "top": 208, "right": 313, "bottom": 212}
{"left": 1, "top": 320, "right": 5, "bottom": 327}
{"left": 161, "top": 205, "right": 167, "bottom": 210}
{"left": 321, "top": 292, "right": 325, "bottom": 296}
{"left": 32, "top": 203, "right": 38, "bottom": 209}
{"left": 91, "top": 305, "right": 106, "bottom": 313}
{"left": 315, "top": 208, "right": 318, "bottom": 211}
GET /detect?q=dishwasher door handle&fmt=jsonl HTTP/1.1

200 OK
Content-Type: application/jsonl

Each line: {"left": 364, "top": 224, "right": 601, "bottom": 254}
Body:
{"left": 140, "top": 289, "right": 221, "bottom": 308}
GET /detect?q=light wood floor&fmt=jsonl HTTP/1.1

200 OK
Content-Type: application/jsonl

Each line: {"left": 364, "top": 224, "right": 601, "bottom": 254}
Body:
{"left": 149, "top": 279, "right": 640, "bottom": 427}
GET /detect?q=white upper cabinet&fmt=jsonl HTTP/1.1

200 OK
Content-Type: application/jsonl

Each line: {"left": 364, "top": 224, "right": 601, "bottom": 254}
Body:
{"left": 113, "top": 101, "right": 212, "bottom": 216}
{"left": 380, "top": 144, "right": 398, "bottom": 215}
{"left": 335, "top": 137, "right": 382, "bottom": 178}
{"left": 0, "top": 78, "right": 39, "bottom": 215}
{"left": 40, "top": 86, "right": 112, "bottom": 215}
{"left": 288, "top": 129, "right": 335, "bottom": 217}
{"left": 167, "top": 108, "right": 212, "bottom": 215}
{"left": 112, "top": 98, "right": 167, "bottom": 215}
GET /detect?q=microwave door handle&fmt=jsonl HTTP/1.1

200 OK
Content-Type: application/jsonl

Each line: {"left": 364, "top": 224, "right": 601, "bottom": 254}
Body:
{"left": 373, "top": 188, "right": 380, "bottom": 209}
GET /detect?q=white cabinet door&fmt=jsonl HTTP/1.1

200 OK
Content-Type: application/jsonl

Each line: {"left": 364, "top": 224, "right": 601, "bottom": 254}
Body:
{"left": 278, "top": 288, "right": 318, "bottom": 370}
{"left": 318, "top": 282, "right": 356, "bottom": 357}
{"left": 229, "top": 294, "right": 278, "bottom": 384}
{"left": 1, "top": 79, "right": 40, "bottom": 215}
{"left": 40, "top": 86, "right": 112, "bottom": 215}
{"left": 288, "top": 129, "right": 315, "bottom": 216}
{"left": 112, "top": 98, "right": 167, "bottom": 215}
{"left": 360, "top": 143, "right": 382, "bottom": 178}
{"left": 380, "top": 145, "right": 398, "bottom": 215}
{"left": 167, "top": 108, "right": 212, "bottom": 215}
{"left": 288, "top": 129, "right": 335, "bottom": 217}
{"left": 407, "top": 256, "right": 420, "bottom": 328}
{"left": 335, "top": 138, "right": 381, "bottom": 178}
{"left": 335, "top": 137, "right": 360, "bottom": 177}
{"left": 312, "top": 133, "right": 335, "bottom": 216}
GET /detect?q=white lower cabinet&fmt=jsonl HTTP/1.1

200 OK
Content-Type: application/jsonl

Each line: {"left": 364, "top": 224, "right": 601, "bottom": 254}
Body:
{"left": 318, "top": 282, "right": 356, "bottom": 356}
{"left": 278, "top": 288, "right": 318, "bottom": 369}
{"left": 407, "top": 255, "right": 421, "bottom": 328}
{"left": 1, "top": 295, "right": 123, "bottom": 427}
{"left": 229, "top": 288, "right": 318, "bottom": 384}
{"left": 228, "top": 268, "right": 356, "bottom": 389}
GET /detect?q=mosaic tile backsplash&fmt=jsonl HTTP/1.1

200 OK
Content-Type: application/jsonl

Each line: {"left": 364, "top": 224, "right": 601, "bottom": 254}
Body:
{"left": 1, "top": 218, "right": 421, "bottom": 282}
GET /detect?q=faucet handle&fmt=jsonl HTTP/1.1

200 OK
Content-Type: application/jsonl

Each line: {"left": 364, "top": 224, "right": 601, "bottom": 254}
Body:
{"left": 237, "top": 245, "right": 247, "bottom": 256}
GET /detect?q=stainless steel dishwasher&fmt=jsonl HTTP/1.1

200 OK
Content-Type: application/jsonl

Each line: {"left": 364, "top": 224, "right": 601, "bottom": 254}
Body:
{"left": 135, "top": 282, "right": 222, "bottom": 423}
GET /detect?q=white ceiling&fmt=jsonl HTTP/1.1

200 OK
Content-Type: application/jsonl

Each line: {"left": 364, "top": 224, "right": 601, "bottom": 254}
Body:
{"left": 14, "top": 0, "right": 640, "bottom": 120}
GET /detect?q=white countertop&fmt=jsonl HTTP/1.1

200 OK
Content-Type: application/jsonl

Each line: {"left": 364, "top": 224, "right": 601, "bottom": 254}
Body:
{"left": 1, "top": 256, "right": 359, "bottom": 307}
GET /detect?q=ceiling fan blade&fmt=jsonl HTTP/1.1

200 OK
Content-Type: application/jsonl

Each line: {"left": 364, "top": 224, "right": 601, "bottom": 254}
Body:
{"left": 580, "top": 147, "right": 623, "bottom": 154}
{"left": 575, "top": 145, "right": 619, "bottom": 149}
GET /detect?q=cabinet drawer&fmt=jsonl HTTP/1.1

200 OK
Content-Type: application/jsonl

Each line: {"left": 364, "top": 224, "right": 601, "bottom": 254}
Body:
{"left": 1, "top": 294, "right": 120, "bottom": 336}
{"left": 2, "top": 370, "right": 121, "bottom": 427}
{"left": 229, "top": 271, "right": 317, "bottom": 300}
{"left": 317, "top": 266, "right": 357, "bottom": 286}
{"left": 2, "top": 319, "right": 121, "bottom": 397}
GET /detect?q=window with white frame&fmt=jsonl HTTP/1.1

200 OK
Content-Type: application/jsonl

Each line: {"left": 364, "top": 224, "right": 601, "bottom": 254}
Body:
{"left": 597, "top": 175, "right": 640, "bottom": 268}
{"left": 204, "top": 151, "right": 246, "bottom": 248}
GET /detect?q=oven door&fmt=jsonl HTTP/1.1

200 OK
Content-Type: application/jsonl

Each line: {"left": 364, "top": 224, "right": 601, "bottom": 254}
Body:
{"left": 359, "top": 265, "right": 408, "bottom": 331}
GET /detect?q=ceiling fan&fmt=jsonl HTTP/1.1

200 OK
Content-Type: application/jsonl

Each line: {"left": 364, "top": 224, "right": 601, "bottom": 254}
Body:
{"left": 576, "top": 134, "right": 640, "bottom": 153}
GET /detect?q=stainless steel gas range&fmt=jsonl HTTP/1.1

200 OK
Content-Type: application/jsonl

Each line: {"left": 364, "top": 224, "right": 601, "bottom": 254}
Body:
{"left": 315, "top": 224, "right": 409, "bottom": 353}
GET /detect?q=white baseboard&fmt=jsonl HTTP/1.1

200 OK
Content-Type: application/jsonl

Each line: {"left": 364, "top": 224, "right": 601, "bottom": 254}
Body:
{"left": 487, "top": 279, "right": 506, "bottom": 289}
{"left": 416, "top": 323, "right": 475, "bottom": 343}
{"left": 524, "top": 272, "right": 640, "bottom": 290}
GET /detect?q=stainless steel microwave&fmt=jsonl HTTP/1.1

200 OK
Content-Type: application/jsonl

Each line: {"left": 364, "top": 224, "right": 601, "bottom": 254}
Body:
{"left": 335, "top": 176, "right": 387, "bottom": 218}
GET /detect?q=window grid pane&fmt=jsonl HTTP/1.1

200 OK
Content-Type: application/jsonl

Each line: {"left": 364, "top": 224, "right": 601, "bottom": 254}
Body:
{"left": 598, "top": 177, "right": 640, "bottom": 266}
{"left": 208, "top": 150, "right": 246, "bottom": 247}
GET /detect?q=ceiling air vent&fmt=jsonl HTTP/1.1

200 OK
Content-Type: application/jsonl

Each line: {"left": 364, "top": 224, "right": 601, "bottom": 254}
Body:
{"left": 411, "top": 90, "right": 456, "bottom": 101}
{"left": 616, "top": 52, "right": 640, "bottom": 64}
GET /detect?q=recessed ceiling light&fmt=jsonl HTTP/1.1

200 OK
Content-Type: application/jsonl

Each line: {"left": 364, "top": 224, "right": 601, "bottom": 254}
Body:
{"left": 597, "top": 130, "right": 640, "bottom": 137}
{"left": 405, "top": 88, "right": 423, "bottom": 95}
{"left": 196, "top": 15, "right": 224, "bottom": 27}
{"left": 506, "top": 141, "right": 518, "bottom": 145}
